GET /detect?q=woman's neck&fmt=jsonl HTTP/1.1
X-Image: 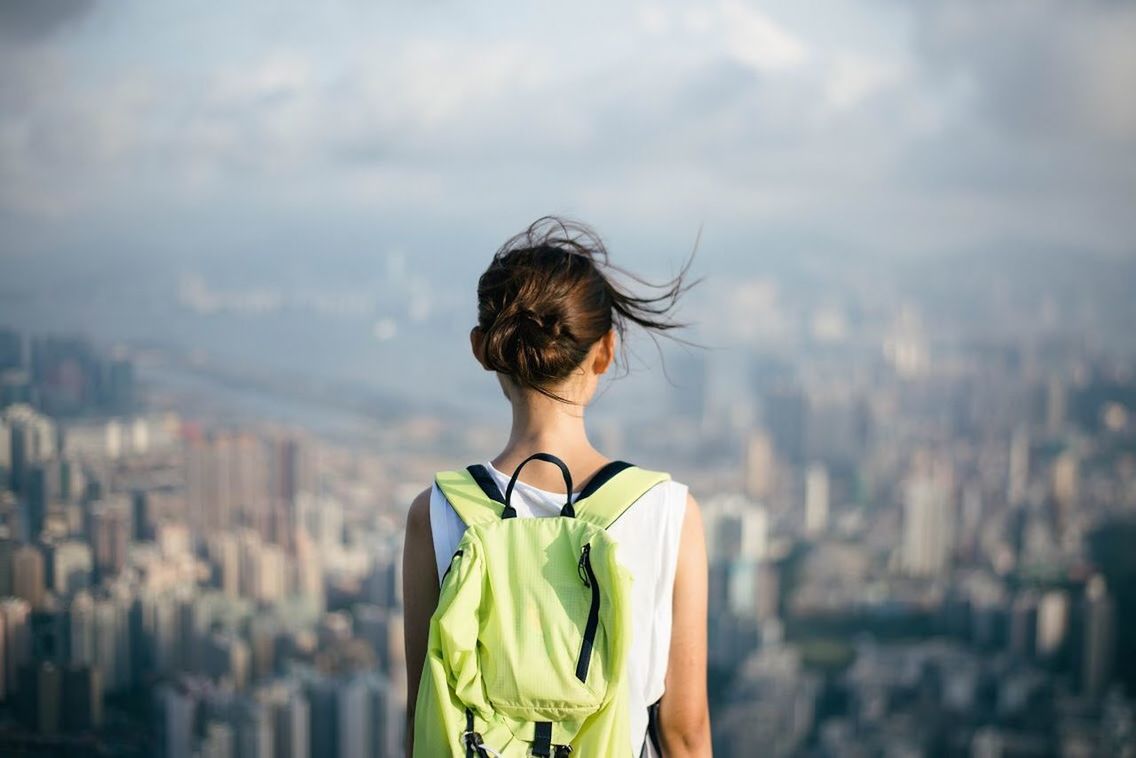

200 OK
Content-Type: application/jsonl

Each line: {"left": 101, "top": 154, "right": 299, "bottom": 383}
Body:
{"left": 492, "top": 392, "right": 606, "bottom": 480}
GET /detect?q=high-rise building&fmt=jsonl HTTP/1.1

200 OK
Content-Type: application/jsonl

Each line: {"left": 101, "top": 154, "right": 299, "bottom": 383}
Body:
{"left": 296, "top": 493, "right": 343, "bottom": 553}
{"left": 208, "top": 532, "right": 241, "bottom": 598}
{"left": 354, "top": 604, "right": 397, "bottom": 674}
{"left": 201, "top": 719, "right": 234, "bottom": 758}
{"left": 62, "top": 664, "right": 103, "bottom": 731}
{"left": 0, "top": 370, "right": 34, "bottom": 408}
{"left": 93, "top": 595, "right": 130, "bottom": 693}
{"left": 186, "top": 431, "right": 269, "bottom": 539}
{"left": 744, "top": 431, "right": 776, "bottom": 501}
{"left": 1008, "top": 428, "right": 1030, "bottom": 505}
{"left": 0, "top": 537, "right": 13, "bottom": 596}
{"left": 135, "top": 589, "right": 181, "bottom": 679}
{"left": 0, "top": 613, "right": 4, "bottom": 702}
{"left": 89, "top": 498, "right": 130, "bottom": 582}
{"left": 203, "top": 630, "right": 250, "bottom": 691}
{"left": 257, "top": 681, "right": 310, "bottom": 758}
{"left": 704, "top": 494, "right": 768, "bottom": 620}
{"left": 755, "top": 560, "right": 781, "bottom": 623}
{"left": 337, "top": 676, "right": 368, "bottom": 758}
{"left": 131, "top": 490, "right": 151, "bottom": 542}
{"left": 24, "top": 463, "right": 55, "bottom": 541}
{"left": 804, "top": 463, "right": 829, "bottom": 537}
{"left": 0, "top": 418, "right": 10, "bottom": 485}
{"left": 161, "top": 684, "right": 197, "bottom": 758}
{"left": 4, "top": 404, "right": 56, "bottom": 495}
{"left": 1010, "top": 590, "right": 1039, "bottom": 659}
{"left": 1036, "top": 590, "right": 1069, "bottom": 661}
{"left": 901, "top": 472, "right": 955, "bottom": 578}
{"left": 248, "top": 617, "right": 279, "bottom": 682}
{"left": 13, "top": 543, "right": 46, "bottom": 610}
{"left": 1052, "top": 451, "right": 1079, "bottom": 529}
{"left": 68, "top": 591, "right": 95, "bottom": 669}
{"left": 267, "top": 434, "right": 314, "bottom": 551}
{"left": 51, "top": 540, "right": 93, "bottom": 597}
{"left": 706, "top": 494, "right": 769, "bottom": 563}
{"left": 17, "top": 660, "right": 63, "bottom": 734}
{"left": 1080, "top": 575, "right": 1115, "bottom": 699}
{"left": 234, "top": 699, "right": 274, "bottom": 758}
{"left": 1, "top": 598, "right": 32, "bottom": 701}
{"left": 306, "top": 678, "right": 339, "bottom": 758}
{"left": 364, "top": 673, "right": 405, "bottom": 758}
{"left": 1046, "top": 377, "right": 1066, "bottom": 435}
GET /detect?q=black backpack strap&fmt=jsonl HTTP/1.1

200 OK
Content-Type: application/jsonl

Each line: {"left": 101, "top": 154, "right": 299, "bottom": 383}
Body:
{"left": 646, "top": 698, "right": 663, "bottom": 755}
{"left": 435, "top": 469, "right": 509, "bottom": 527}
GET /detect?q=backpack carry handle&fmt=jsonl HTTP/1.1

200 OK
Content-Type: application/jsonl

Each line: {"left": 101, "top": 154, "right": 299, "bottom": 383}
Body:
{"left": 504, "top": 452, "right": 576, "bottom": 518}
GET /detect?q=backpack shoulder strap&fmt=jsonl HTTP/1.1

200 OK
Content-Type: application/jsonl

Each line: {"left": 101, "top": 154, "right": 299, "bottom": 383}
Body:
{"left": 435, "top": 465, "right": 509, "bottom": 527}
{"left": 573, "top": 463, "right": 671, "bottom": 530}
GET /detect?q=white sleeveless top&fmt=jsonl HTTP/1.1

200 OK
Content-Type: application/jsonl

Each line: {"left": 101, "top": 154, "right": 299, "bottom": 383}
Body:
{"left": 429, "top": 461, "right": 688, "bottom": 756}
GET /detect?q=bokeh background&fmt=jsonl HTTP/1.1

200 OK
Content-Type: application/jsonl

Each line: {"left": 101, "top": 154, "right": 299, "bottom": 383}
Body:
{"left": 1, "top": 1, "right": 1135, "bottom": 756}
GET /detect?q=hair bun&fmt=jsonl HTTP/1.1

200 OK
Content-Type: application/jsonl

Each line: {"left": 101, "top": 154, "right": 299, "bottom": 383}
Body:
{"left": 483, "top": 301, "right": 574, "bottom": 384}
{"left": 475, "top": 215, "right": 696, "bottom": 401}
{"left": 517, "top": 307, "right": 564, "bottom": 341}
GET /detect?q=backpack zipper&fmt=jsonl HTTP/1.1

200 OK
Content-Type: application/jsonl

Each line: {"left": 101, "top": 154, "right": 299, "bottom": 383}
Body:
{"left": 441, "top": 549, "right": 463, "bottom": 584}
{"left": 575, "top": 544, "right": 600, "bottom": 683}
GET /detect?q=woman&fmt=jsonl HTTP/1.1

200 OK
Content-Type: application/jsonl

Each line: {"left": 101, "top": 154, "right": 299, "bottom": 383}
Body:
{"left": 402, "top": 217, "right": 711, "bottom": 756}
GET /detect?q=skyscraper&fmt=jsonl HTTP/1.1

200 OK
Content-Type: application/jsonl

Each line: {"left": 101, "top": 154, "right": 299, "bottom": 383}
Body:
{"left": 233, "top": 699, "right": 273, "bottom": 758}
{"left": 161, "top": 684, "right": 197, "bottom": 758}
{"left": 744, "top": 431, "right": 776, "bottom": 501}
{"left": 89, "top": 499, "right": 129, "bottom": 582}
{"left": 0, "top": 598, "right": 32, "bottom": 701}
{"left": 68, "top": 591, "right": 95, "bottom": 670}
{"left": 1036, "top": 590, "right": 1069, "bottom": 662}
{"left": 12, "top": 543, "right": 46, "bottom": 610}
{"left": 4, "top": 404, "right": 56, "bottom": 495}
{"left": 1080, "top": 575, "right": 1115, "bottom": 699}
{"left": 267, "top": 434, "right": 313, "bottom": 551}
{"left": 62, "top": 664, "right": 103, "bottom": 731}
{"left": 186, "top": 431, "right": 269, "bottom": 539}
{"left": 1052, "top": 451, "right": 1079, "bottom": 531}
{"left": 0, "top": 537, "right": 13, "bottom": 597}
{"left": 1008, "top": 428, "right": 1030, "bottom": 506}
{"left": 261, "top": 683, "right": 311, "bottom": 758}
{"left": 337, "top": 676, "right": 368, "bottom": 758}
{"left": 51, "top": 540, "right": 93, "bottom": 597}
{"left": 901, "top": 472, "right": 955, "bottom": 578}
{"left": 804, "top": 463, "right": 830, "bottom": 538}
{"left": 17, "top": 660, "right": 63, "bottom": 734}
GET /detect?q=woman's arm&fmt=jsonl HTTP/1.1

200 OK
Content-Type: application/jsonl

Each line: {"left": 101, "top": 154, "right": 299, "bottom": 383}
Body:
{"left": 659, "top": 490, "right": 712, "bottom": 756}
{"left": 402, "top": 487, "right": 439, "bottom": 756}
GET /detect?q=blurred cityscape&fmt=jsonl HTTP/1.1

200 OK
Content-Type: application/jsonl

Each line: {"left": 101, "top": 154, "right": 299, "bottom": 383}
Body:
{"left": 1, "top": 245, "right": 1134, "bottom": 758}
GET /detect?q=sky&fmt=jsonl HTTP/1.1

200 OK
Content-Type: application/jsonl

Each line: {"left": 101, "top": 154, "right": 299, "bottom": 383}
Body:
{"left": 2, "top": 0, "right": 1134, "bottom": 269}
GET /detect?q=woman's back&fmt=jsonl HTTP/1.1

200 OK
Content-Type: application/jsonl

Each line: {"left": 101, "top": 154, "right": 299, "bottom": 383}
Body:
{"left": 402, "top": 217, "right": 710, "bottom": 756}
{"left": 428, "top": 461, "right": 690, "bottom": 755}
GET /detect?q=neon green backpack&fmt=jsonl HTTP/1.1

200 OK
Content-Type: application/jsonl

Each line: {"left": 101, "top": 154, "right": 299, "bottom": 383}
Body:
{"left": 413, "top": 452, "right": 670, "bottom": 757}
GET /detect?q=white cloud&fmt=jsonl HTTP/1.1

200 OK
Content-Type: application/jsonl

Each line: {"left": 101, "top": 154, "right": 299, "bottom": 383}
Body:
{"left": 0, "top": 0, "right": 1132, "bottom": 260}
{"left": 719, "top": 0, "right": 808, "bottom": 73}
{"left": 824, "top": 53, "right": 903, "bottom": 111}
{"left": 912, "top": 0, "right": 1136, "bottom": 142}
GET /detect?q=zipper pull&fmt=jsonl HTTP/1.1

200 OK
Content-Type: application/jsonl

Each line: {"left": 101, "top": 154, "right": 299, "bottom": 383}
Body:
{"left": 578, "top": 544, "right": 591, "bottom": 587}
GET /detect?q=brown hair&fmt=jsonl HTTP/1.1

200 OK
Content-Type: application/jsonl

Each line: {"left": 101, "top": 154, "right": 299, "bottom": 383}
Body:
{"left": 476, "top": 216, "right": 699, "bottom": 402}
